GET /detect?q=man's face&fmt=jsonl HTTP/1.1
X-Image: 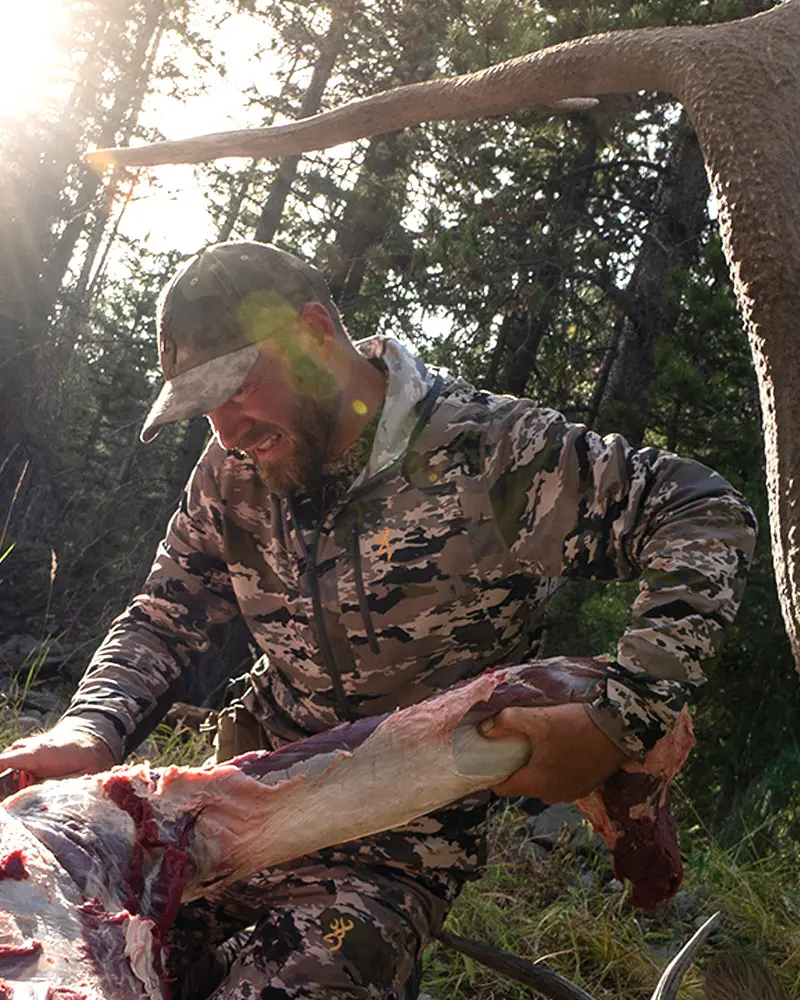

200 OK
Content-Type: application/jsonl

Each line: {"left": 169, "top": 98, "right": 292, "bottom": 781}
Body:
{"left": 207, "top": 338, "right": 341, "bottom": 494}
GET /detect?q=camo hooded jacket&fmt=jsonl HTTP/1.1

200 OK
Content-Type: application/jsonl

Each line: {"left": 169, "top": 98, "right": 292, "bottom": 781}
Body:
{"left": 64, "top": 337, "right": 757, "bottom": 763}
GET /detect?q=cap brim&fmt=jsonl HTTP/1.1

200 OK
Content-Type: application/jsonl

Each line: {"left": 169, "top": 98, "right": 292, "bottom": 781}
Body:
{"left": 140, "top": 343, "right": 261, "bottom": 443}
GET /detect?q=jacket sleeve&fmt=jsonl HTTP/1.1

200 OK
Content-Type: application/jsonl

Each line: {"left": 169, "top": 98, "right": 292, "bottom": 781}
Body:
{"left": 484, "top": 402, "right": 757, "bottom": 759}
{"left": 62, "top": 445, "right": 239, "bottom": 762}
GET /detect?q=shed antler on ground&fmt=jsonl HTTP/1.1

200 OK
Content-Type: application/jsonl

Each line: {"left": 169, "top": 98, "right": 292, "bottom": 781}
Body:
{"left": 87, "top": 1, "right": 800, "bottom": 668}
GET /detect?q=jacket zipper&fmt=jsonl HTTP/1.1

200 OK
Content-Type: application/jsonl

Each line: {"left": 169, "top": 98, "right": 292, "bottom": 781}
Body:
{"left": 287, "top": 495, "right": 354, "bottom": 722}
{"left": 282, "top": 375, "right": 445, "bottom": 722}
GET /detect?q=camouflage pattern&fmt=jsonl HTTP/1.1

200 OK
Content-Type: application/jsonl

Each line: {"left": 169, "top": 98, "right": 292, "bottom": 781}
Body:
{"left": 168, "top": 798, "right": 488, "bottom": 1000}
{"left": 64, "top": 335, "right": 756, "bottom": 763}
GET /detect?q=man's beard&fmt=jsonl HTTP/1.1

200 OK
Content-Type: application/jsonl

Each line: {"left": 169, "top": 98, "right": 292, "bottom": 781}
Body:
{"left": 248, "top": 391, "right": 341, "bottom": 494}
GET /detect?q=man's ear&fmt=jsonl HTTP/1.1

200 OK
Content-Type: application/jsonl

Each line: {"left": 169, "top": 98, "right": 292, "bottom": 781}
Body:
{"left": 298, "top": 302, "right": 336, "bottom": 359}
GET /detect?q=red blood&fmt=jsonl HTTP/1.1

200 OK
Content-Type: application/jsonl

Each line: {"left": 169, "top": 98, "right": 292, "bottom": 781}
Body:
{"left": 0, "top": 940, "right": 42, "bottom": 959}
{"left": 101, "top": 774, "right": 193, "bottom": 931}
{"left": 0, "top": 851, "right": 29, "bottom": 882}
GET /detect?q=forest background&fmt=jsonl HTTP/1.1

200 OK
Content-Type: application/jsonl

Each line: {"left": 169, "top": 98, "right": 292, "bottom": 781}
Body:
{"left": 1, "top": 0, "right": 798, "bottom": 995}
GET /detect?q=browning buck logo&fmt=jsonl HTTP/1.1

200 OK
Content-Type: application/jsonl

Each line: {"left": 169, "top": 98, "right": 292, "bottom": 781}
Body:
{"left": 376, "top": 527, "right": 393, "bottom": 561}
{"left": 323, "top": 916, "right": 355, "bottom": 953}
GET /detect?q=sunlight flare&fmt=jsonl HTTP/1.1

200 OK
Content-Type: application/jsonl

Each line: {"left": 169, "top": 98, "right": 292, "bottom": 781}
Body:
{"left": 0, "top": 2, "right": 69, "bottom": 119}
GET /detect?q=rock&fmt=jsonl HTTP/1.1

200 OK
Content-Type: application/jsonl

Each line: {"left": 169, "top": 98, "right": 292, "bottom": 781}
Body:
{"left": 0, "top": 635, "right": 39, "bottom": 658}
{"left": 0, "top": 633, "right": 76, "bottom": 676}
{"left": 525, "top": 803, "right": 595, "bottom": 851}
{"left": 530, "top": 841, "right": 550, "bottom": 863}
{"left": 671, "top": 887, "right": 709, "bottom": 921}
{"left": 133, "top": 739, "right": 161, "bottom": 761}
{"left": 23, "top": 688, "right": 68, "bottom": 715}
{"left": 13, "top": 715, "right": 43, "bottom": 737}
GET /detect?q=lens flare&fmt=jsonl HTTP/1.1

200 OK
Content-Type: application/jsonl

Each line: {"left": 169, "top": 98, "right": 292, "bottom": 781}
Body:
{"left": 0, "top": 3, "right": 69, "bottom": 119}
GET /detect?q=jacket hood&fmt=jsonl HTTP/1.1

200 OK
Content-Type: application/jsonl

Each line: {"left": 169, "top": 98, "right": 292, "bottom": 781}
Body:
{"left": 352, "top": 336, "right": 440, "bottom": 486}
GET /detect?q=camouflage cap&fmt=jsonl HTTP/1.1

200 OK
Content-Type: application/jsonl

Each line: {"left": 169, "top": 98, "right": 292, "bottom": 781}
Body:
{"left": 141, "top": 240, "right": 337, "bottom": 443}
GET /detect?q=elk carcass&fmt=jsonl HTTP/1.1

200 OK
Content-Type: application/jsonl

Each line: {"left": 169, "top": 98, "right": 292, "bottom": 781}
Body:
{"left": 0, "top": 658, "right": 694, "bottom": 1000}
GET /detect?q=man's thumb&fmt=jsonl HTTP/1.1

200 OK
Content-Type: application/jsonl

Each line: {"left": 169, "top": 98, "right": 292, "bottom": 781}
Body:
{"left": 478, "top": 709, "right": 517, "bottom": 739}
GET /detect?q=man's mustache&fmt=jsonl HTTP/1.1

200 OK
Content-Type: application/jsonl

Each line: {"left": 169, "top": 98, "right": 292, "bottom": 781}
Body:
{"left": 239, "top": 426, "right": 283, "bottom": 452}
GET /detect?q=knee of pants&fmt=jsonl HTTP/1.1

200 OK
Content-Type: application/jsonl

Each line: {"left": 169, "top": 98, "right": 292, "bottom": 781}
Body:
{"left": 210, "top": 875, "right": 432, "bottom": 1000}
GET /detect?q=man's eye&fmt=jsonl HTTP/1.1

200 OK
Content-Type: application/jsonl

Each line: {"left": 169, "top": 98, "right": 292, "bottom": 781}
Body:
{"left": 230, "top": 384, "right": 249, "bottom": 401}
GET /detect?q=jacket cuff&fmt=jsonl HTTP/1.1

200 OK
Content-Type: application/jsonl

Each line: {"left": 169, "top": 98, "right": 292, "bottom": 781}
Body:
{"left": 586, "top": 662, "right": 687, "bottom": 761}
{"left": 58, "top": 712, "right": 124, "bottom": 765}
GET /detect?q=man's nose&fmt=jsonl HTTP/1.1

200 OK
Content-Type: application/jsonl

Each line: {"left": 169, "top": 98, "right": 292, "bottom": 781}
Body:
{"left": 208, "top": 405, "right": 250, "bottom": 451}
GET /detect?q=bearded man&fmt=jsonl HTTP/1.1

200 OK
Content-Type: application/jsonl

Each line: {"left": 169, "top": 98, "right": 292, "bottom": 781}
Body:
{"left": 0, "top": 241, "right": 756, "bottom": 1000}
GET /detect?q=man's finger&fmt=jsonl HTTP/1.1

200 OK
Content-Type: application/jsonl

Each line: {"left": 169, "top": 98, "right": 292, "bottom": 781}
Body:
{"left": 478, "top": 707, "right": 526, "bottom": 739}
{"left": 0, "top": 748, "right": 35, "bottom": 767}
{"left": 0, "top": 752, "right": 54, "bottom": 776}
{"left": 0, "top": 735, "right": 39, "bottom": 754}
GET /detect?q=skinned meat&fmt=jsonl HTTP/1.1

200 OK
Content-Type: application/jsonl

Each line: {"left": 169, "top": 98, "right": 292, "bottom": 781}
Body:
{"left": 0, "top": 658, "right": 693, "bottom": 999}
{"left": 575, "top": 708, "right": 695, "bottom": 910}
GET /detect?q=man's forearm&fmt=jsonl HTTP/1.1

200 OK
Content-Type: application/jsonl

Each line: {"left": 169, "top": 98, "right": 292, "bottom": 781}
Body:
{"left": 64, "top": 612, "right": 192, "bottom": 762}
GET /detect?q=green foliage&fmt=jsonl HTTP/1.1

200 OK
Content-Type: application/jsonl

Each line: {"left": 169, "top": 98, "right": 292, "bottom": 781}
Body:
{"left": 542, "top": 582, "right": 640, "bottom": 659}
{"left": 421, "top": 804, "right": 800, "bottom": 999}
{"left": 714, "top": 743, "right": 800, "bottom": 858}
{"left": 637, "top": 230, "right": 800, "bottom": 830}
{"left": 129, "top": 720, "right": 214, "bottom": 769}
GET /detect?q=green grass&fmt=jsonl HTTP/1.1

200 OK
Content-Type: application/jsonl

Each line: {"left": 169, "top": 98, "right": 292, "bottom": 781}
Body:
{"left": 129, "top": 719, "right": 215, "bottom": 768}
{"left": 0, "top": 704, "right": 214, "bottom": 766}
{"left": 421, "top": 801, "right": 800, "bottom": 999}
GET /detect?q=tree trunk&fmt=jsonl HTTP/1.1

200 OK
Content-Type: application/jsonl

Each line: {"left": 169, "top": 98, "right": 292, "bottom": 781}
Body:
{"left": 326, "top": 131, "right": 412, "bottom": 306}
{"left": 254, "top": 2, "right": 354, "bottom": 244}
{"left": 47, "top": 1, "right": 166, "bottom": 327}
{"left": 326, "top": 0, "right": 459, "bottom": 307}
{"left": 0, "top": 0, "right": 163, "bottom": 520}
{"left": 588, "top": 114, "right": 709, "bottom": 444}
{"left": 484, "top": 128, "right": 598, "bottom": 396}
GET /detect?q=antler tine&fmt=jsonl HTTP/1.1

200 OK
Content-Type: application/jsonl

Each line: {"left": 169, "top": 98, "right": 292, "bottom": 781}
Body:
{"left": 84, "top": 96, "right": 599, "bottom": 168}
{"left": 434, "top": 929, "right": 596, "bottom": 1000}
{"left": 649, "top": 912, "right": 721, "bottom": 1000}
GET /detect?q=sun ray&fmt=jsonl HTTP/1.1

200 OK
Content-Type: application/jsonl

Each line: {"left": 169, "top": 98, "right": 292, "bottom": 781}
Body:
{"left": 0, "top": 2, "right": 69, "bottom": 119}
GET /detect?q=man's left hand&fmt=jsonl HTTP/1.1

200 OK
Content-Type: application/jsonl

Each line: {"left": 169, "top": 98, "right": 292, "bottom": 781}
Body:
{"left": 479, "top": 702, "right": 628, "bottom": 803}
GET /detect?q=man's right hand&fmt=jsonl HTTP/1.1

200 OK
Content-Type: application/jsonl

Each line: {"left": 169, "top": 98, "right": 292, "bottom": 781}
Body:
{"left": 0, "top": 719, "right": 115, "bottom": 779}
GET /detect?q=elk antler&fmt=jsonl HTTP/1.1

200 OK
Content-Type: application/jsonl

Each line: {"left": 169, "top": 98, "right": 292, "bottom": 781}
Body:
{"left": 434, "top": 912, "right": 721, "bottom": 999}
{"left": 84, "top": 98, "right": 598, "bottom": 168}
{"left": 650, "top": 912, "right": 721, "bottom": 1000}
{"left": 434, "top": 928, "right": 596, "bottom": 1000}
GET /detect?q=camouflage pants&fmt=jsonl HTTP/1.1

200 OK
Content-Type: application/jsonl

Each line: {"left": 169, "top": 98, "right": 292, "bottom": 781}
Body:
{"left": 168, "top": 797, "right": 490, "bottom": 1000}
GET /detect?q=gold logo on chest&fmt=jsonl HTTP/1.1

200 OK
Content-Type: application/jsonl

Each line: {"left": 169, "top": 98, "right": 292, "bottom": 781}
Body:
{"left": 324, "top": 917, "right": 355, "bottom": 952}
{"left": 376, "top": 527, "right": 393, "bottom": 561}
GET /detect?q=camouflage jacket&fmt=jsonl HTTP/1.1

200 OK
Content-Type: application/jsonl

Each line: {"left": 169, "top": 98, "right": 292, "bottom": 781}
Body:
{"left": 64, "top": 337, "right": 756, "bottom": 762}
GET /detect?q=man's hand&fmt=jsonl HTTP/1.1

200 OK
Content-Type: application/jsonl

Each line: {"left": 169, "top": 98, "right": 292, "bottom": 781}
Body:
{"left": 0, "top": 719, "right": 115, "bottom": 780}
{"left": 479, "top": 702, "right": 628, "bottom": 803}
